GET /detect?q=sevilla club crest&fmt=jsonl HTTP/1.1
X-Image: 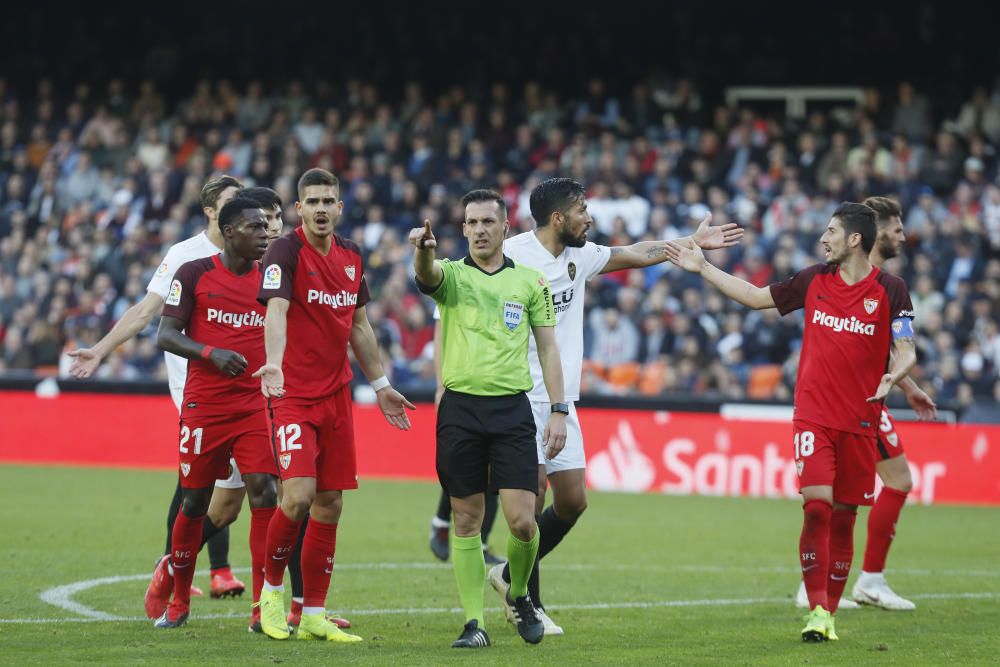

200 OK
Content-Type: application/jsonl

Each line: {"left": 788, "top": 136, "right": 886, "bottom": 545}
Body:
{"left": 180, "top": 463, "right": 191, "bottom": 477}
{"left": 280, "top": 454, "right": 292, "bottom": 470}
{"left": 863, "top": 298, "right": 879, "bottom": 315}
{"left": 568, "top": 262, "right": 576, "bottom": 281}
{"left": 344, "top": 265, "right": 356, "bottom": 281}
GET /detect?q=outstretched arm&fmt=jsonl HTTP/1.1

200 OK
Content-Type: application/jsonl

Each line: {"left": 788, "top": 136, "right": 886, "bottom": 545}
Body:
{"left": 350, "top": 305, "right": 415, "bottom": 430}
{"left": 67, "top": 291, "right": 164, "bottom": 377}
{"left": 664, "top": 241, "right": 776, "bottom": 310}
{"left": 601, "top": 212, "right": 743, "bottom": 274}
{"left": 409, "top": 220, "right": 443, "bottom": 289}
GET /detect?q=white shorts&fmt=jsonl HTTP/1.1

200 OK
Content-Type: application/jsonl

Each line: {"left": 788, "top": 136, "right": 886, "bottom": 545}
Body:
{"left": 171, "top": 384, "right": 246, "bottom": 490}
{"left": 531, "top": 401, "right": 585, "bottom": 474}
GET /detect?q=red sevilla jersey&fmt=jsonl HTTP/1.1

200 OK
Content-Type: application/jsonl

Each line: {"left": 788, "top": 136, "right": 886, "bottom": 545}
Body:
{"left": 769, "top": 264, "right": 914, "bottom": 435}
{"left": 161, "top": 255, "right": 266, "bottom": 415}
{"left": 258, "top": 227, "right": 370, "bottom": 403}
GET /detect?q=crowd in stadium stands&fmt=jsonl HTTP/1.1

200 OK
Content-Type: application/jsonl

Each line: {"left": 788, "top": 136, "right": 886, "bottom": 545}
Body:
{"left": 0, "top": 76, "right": 998, "bottom": 408}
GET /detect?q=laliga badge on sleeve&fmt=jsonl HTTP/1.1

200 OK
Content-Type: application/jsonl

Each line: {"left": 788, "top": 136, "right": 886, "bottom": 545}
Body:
{"left": 166, "top": 280, "right": 182, "bottom": 306}
{"left": 263, "top": 264, "right": 282, "bottom": 290}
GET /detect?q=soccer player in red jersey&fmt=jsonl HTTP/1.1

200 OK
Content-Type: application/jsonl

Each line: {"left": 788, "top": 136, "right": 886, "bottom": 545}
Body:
{"left": 666, "top": 202, "right": 918, "bottom": 642}
{"left": 252, "top": 168, "right": 415, "bottom": 642}
{"left": 152, "top": 197, "right": 277, "bottom": 629}
{"left": 854, "top": 196, "right": 936, "bottom": 608}
{"left": 795, "top": 196, "right": 937, "bottom": 612}
{"left": 70, "top": 176, "right": 249, "bottom": 612}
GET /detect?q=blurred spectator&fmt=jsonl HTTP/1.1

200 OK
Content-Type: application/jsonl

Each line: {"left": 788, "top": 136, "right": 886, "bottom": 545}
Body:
{"left": 891, "top": 82, "right": 933, "bottom": 144}
{"left": 0, "top": 72, "right": 995, "bottom": 409}
{"left": 956, "top": 87, "right": 1000, "bottom": 145}
{"left": 589, "top": 307, "right": 639, "bottom": 366}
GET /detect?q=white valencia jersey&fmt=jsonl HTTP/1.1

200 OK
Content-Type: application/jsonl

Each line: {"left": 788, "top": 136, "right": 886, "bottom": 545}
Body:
{"left": 146, "top": 231, "right": 223, "bottom": 408}
{"left": 503, "top": 232, "right": 610, "bottom": 402}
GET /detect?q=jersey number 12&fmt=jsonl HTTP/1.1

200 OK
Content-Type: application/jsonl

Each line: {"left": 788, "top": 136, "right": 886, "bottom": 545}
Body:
{"left": 277, "top": 424, "right": 302, "bottom": 452}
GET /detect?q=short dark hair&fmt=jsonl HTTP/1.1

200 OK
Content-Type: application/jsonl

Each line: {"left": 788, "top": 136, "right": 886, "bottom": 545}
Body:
{"left": 243, "top": 186, "right": 282, "bottom": 210}
{"left": 200, "top": 175, "right": 243, "bottom": 210}
{"left": 461, "top": 189, "right": 507, "bottom": 215}
{"left": 833, "top": 201, "right": 876, "bottom": 253}
{"left": 529, "top": 178, "right": 586, "bottom": 227}
{"left": 862, "top": 196, "right": 903, "bottom": 227}
{"left": 297, "top": 168, "right": 339, "bottom": 200}
{"left": 217, "top": 196, "right": 263, "bottom": 233}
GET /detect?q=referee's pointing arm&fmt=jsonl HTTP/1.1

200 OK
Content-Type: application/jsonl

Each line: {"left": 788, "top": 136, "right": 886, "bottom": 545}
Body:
{"left": 410, "top": 220, "right": 443, "bottom": 290}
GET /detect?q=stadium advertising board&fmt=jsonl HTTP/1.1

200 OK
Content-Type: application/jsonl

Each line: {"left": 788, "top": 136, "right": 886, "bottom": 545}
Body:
{"left": 1, "top": 392, "right": 996, "bottom": 506}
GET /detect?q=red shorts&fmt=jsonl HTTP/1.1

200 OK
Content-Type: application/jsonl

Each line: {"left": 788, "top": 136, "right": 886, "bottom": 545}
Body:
{"left": 178, "top": 409, "right": 274, "bottom": 489}
{"left": 267, "top": 383, "right": 357, "bottom": 491}
{"left": 875, "top": 409, "right": 905, "bottom": 460}
{"left": 793, "top": 419, "right": 877, "bottom": 506}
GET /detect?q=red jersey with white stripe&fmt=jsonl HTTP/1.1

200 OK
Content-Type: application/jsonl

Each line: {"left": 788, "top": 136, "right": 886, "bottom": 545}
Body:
{"left": 161, "top": 255, "right": 266, "bottom": 415}
{"left": 769, "top": 264, "right": 914, "bottom": 436}
{"left": 258, "top": 227, "right": 370, "bottom": 403}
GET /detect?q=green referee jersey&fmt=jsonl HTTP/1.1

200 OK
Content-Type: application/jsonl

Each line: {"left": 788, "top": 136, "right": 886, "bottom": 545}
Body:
{"left": 419, "top": 255, "right": 556, "bottom": 396}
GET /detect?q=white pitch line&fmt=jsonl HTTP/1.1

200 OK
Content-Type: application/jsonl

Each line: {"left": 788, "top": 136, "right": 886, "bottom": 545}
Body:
{"left": 4, "top": 591, "right": 998, "bottom": 625}
{"left": 26, "top": 562, "right": 1000, "bottom": 624}
{"left": 38, "top": 574, "right": 150, "bottom": 620}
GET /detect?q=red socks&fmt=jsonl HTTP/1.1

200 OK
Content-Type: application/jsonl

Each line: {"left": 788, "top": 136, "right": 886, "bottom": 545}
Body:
{"left": 863, "top": 486, "right": 908, "bottom": 573}
{"left": 264, "top": 508, "right": 303, "bottom": 587}
{"left": 827, "top": 508, "right": 857, "bottom": 614}
{"left": 300, "top": 519, "right": 338, "bottom": 609}
{"left": 171, "top": 512, "right": 204, "bottom": 606}
{"left": 800, "top": 499, "right": 832, "bottom": 611}
{"left": 250, "top": 506, "right": 276, "bottom": 603}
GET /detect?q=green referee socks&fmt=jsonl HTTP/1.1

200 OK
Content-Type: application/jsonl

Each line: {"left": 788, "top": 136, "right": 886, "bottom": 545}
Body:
{"left": 506, "top": 529, "right": 540, "bottom": 599}
{"left": 452, "top": 534, "right": 486, "bottom": 625}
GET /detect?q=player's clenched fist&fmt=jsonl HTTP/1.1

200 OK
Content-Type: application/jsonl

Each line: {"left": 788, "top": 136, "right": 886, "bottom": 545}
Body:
{"left": 208, "top": 348, "right": 248, "bottom": 377}
{"left": 408, "top": 220, "right": 437, "bottom": 249}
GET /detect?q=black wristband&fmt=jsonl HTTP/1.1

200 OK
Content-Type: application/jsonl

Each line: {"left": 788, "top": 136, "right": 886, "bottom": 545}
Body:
{"left": 550, "top": 402, "right": 569, "bottom": 415}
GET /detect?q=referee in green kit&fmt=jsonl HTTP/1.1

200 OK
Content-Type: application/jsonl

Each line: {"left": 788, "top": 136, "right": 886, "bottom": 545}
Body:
{"left": 410, "top": 189, "right": 567, "bottom": 649}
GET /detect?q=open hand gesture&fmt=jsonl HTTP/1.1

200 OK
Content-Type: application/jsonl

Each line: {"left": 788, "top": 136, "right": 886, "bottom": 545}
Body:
{"left": 867, "top": 373, "right": 894, "bottom": 403}
{"left": 664, "top": 240, "right": 708, "bottom": 273}
{"left": 67, "top": 347, "right": 102, "bottom": 378}
{"left": 904, "top": 385, "right": 937, "bottom": 421}
{"left": 377, "top": 386, "right": 416, "bottom": 430}
{"left": 252, "top": 363, "right": 285, "bottom": 398}
{"left": 691, "top": 211, "right": 744, "bottom": 250}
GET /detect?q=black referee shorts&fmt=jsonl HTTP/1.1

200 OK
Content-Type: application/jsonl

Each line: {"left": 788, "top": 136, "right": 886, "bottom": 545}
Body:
{"left": 436, "top": 388, "right": 538, "bottom": 498}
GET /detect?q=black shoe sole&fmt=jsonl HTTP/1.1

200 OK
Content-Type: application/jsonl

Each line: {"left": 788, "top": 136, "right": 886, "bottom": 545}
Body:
{"left": 211, "top": 589, "right": 245, "bottom": 599}
{"left": 802, "top": 630, "right": 828, "bottom": 642}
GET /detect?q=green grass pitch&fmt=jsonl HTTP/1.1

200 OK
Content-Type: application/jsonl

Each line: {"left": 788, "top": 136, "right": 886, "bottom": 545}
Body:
{"left": 0, "top": 465, "right": 997, "bottom": 665}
